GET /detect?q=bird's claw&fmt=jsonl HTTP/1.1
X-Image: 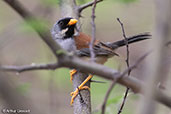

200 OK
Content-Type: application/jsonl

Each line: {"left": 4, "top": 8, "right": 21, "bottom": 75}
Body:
{"left": 70, "top": 69, "right": 77, "bottom": 82}
{"left": 70, "top": 86, "right": 90, "bottom": 105}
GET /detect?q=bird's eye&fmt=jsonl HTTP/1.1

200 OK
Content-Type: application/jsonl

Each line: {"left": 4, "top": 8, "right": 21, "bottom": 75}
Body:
{"left": 58, "top": 21, "right": 63, "bottom": 26}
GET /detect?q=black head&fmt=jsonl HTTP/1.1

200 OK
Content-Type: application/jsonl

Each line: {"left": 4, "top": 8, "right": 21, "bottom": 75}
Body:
{"left": 52, "top": 17, "right": 78, "bottom": 39}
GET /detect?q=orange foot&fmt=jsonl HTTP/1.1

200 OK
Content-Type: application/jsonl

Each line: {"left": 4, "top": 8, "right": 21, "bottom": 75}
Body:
{"left": 70, "top": 69, "right": 77, "bottom": 82}
{"left": 70, "top": 75, "right": 93, "bottom": 105}
{"left": 70, "top": 86, "right": 90, "bottom": 105}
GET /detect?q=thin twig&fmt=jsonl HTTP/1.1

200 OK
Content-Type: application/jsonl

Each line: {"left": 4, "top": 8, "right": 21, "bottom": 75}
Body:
{"left": 117, "top": 18, "right": 130, "bottom": 70}
{"left": 78, "top": 0, "right": 103, "bottom": 13}
{"left": 0, "top": 63, "right": 60, "bottom": 73}
{"left": 117, "top": 88, "right": 129, "bottom": 114}
{"left": 119, "top": 51, "right": 151, "bottom": 78}
{"left": 117, "top": 18, "right": 131, "bottom": 114}
{"left": 99, "top": 51, "right": 150, "bottom": 114}
{"left": 89, "top": 0, "right": 97, "bottom": 62}
{"left": 101, "top": 79, "right": 117, "bottom": 114}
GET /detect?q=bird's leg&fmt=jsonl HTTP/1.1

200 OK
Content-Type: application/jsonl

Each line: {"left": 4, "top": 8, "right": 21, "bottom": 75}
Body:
{"left": 70, "top": 75, "right": 93, "bottom": 105}
{"left": 70, "top": 69, "right": 77, "bottom": 82}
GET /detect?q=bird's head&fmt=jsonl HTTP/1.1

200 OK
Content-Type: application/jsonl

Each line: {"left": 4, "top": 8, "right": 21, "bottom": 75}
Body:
{"left": 51, "top": 17, "right": 78, "bottom": 39}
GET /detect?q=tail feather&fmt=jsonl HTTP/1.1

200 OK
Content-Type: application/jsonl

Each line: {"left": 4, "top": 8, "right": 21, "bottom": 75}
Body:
{"left": 104, "top": 33, "right": 151, "bottom": 49}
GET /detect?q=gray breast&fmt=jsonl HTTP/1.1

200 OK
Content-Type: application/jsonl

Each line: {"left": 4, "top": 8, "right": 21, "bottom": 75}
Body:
{"left": 55, "top": 38, "right": 76, "bottom": 52}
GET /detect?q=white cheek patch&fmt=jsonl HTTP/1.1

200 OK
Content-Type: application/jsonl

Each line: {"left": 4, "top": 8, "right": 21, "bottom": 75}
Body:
{"left": 61, "top": 28, "right": 69, "bottom": 35}
{"left": 53, "top": 28, "right": 69, "bottom": 39}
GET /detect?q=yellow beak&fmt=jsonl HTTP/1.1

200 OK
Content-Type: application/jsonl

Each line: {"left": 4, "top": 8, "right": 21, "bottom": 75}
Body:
{"left": 67, "top": 19, "right": 78, "bottom": 26}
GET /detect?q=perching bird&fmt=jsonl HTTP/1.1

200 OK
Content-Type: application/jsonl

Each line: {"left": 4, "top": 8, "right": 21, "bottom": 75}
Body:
{"left": 51, "top": 17, "right": 151, "bottom": 105}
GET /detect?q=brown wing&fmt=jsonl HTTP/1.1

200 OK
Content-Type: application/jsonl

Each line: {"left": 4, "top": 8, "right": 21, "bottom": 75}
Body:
{"left": 74, "top": 32, "right": 99, "bottom": 50}
{"left": 74, "top": 32, "right": 118, "bottom": 64}
{"left": 74, "top": 32, "right": 118, "bottom": 56}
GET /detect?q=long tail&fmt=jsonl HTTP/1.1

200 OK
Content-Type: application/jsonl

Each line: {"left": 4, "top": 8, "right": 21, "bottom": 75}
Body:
{"left": 103, "top": 33, "right": 151, "bottom": 49}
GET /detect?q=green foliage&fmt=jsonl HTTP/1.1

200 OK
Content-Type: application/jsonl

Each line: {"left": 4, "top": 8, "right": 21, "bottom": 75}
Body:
{"left": 27, "top": 19, "right": 49, "bottom": 33}
{"left": 107, "top": 95, "right": 123, "bottom": 106}
{"left": 113, "top": 0, "right": 138, "bottom": 3}
{"left": 16, "top": 83, "right": 31, "bottom": 95}
{"left": 19, "top": 19, "right": 49, "bottom": 34}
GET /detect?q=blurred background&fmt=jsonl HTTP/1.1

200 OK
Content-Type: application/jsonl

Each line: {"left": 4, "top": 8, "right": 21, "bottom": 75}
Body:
{"left": 0, "top": 0, "right": 170, "bottom": 114}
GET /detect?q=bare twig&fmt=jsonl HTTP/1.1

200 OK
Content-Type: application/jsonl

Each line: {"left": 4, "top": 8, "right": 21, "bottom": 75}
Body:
{"left": 101, "top": 79, "right": 117, "bottom": 114}
{"left": 89, "top": 0, "right": 97, "bottom": 62}
{"left": 117, "top": 18, "right": 131, "bottom": 114}
{"left": 78, "top": 0, "right": 103, "bottom": 13}
{"left": 100, "top": 51, "right": 150, "bottom": 114}
{"left": 117, "top": 87, "right": 129, "bottom": 114}
{"left": 117, "top": 18, "right": 130, "bottom": 70}
{"left": 0, "top": 63, "right": 60, "bottom": 73}
{"left": 119, "top": 51, "right": 151, "bottom": 78}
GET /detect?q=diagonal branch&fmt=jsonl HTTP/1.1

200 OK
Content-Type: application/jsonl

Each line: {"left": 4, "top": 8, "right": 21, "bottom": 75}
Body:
{"left": 78, "top": 0, "right": 103, "bottom": 13}
{"left": 119, "top": 51, "right": 151, "bottom": 78}
{"left": 3, "top": 0, "right": 64, "bottom": 59}
{"left": 101, "top": 79, "right": 117, "bottom": 114}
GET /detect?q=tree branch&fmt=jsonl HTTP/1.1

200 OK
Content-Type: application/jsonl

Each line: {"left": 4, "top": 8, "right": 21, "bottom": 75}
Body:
{"left": 0, "top": 63, "right": 60, "bottom": 73}
{"left": 78, "top": 0, "right": 103, "bottom": 13}
{"left": 90, "top": 0, "right": 97, "bottom": 61}
{"left": 1, "top": 48, "right": 171, "bottom": 108}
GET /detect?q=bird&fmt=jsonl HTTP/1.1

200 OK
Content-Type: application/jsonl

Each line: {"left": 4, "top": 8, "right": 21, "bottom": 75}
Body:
{"left": 51, "top": 17, "right": 151, "bottom": 105}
